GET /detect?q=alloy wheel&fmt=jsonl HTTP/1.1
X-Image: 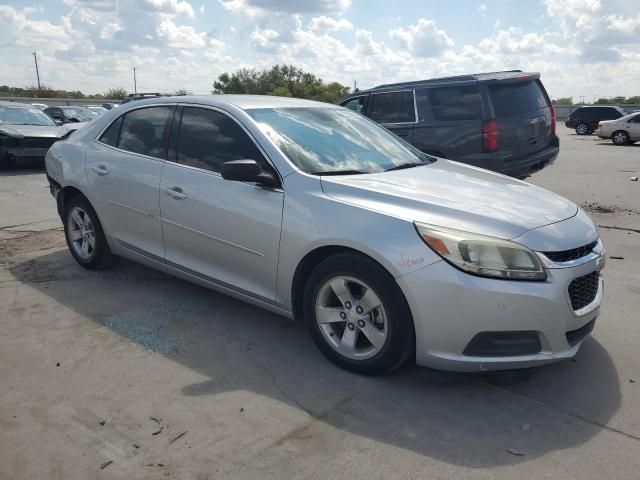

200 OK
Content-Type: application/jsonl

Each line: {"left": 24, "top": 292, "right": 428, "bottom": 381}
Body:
{"left": 67, "top": 206, "right": 96, "bottom": 260}
{"left": 576, "top": 123, "right": 588, "bottom": 135}
{"left": 315, "top": 276, "right": 388, "bottom": 360}
{"left": 613, "top": 132, "right": 628, "bottom": 145}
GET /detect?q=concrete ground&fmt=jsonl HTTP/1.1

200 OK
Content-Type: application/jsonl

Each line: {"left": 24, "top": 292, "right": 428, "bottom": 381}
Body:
{"left": 0, "top": 126, "right": 638, "bottom": 479}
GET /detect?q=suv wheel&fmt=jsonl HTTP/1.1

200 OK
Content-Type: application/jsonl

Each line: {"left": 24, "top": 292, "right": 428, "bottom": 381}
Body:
{"left": 63, "top": 195, "right": 118, "bottom": 270}
{"left": 575, "top": 123, "right": 590, "bottom": 135}
{"left": 612, "top": 131, "right": 630, "bottom": 145}
{"left": 303, "top": 253, "right": 414, "bottom": 375}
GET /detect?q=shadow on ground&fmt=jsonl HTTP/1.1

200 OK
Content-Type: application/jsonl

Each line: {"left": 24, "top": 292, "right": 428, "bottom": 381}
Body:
{"left": 8, "top": 243, "right": 621, "bottom": 468}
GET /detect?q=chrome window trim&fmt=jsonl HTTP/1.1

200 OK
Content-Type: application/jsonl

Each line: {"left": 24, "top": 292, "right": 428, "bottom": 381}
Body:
{"left": 369, "top": 89, "right": 419, "bottom": 126}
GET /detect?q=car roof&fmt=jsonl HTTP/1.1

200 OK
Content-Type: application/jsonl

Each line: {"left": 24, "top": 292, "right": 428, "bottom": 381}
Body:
{"left": 124, "top": 94, "right": 332, "bottom": 110}
{"left": 346, "top": 70, "right": 540, "bottom": 96}
{"left": 0, "top": 101, "right": 36, "bottom": 109}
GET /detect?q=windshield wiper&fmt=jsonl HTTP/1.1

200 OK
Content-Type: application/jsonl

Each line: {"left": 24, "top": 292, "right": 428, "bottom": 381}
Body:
{"left": 384, "top": 161, "right": 429, "bottom": 172}
{"left": 310, "top": 169, "right": 371, "bottom": 176}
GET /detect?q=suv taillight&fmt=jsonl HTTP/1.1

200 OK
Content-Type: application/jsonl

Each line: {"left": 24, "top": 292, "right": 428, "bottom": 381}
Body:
{"left": 550, "top": 106, "right": 556, "bottom": 135}
{"left": 482, "top": 120, "right": 498, "bottom": 153}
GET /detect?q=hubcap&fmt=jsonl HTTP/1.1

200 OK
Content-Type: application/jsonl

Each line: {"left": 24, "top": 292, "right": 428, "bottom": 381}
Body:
{"left": 577, "top": 124, "right": 587, "bottom": 134}
{"left": 613, "top": 133, "right": 626, "bottom": 144}
{"left": 67, "top": 206, "right": 96, "bottom": 260}
{"left": 315, "top": 276, "right": 388, "bottom": 360}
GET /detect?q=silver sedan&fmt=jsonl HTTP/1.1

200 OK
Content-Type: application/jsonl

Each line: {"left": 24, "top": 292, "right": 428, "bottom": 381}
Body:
{"left": 45, "top": 95, "right": 605, "bottom": 374}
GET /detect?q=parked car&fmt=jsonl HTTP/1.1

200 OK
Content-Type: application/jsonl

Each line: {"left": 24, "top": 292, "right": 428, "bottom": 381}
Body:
{"left": 0, "top": 101, "right": 78, "bottom": 168}
{"left": 565, "top": 106, "right": 626, "bottom": 135}
{"left": 338, "top": 71, "right": 559, "bottom": 179}
{"left": 83, "top": 105, "right": 109, "bottom": 116}
{"left": 32, "top": 103, "right": 48, "bottom": 110}
{"left": 102, "top": 103, "right": 119, "bottom": 110}
{"left": 595, "top": 111, "right": 640, "bottom": 145}
{"left": 45, "top": 95, "right": 604, "bottom": 374}
{"left": 44, "top": 106, "right": 95, "bottom": 124}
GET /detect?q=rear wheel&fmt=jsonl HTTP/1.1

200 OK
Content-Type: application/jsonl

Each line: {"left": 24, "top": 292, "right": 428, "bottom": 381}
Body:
{"left": 612, "top": 131, "right": 630, "bottom": 145}
{"left": 63, "top": 195, "right": 117, "bottom": 270}
{"left": 303, "top": 253, "right": 414, "bottom": 375}
{"left": 575, "top": 123, "right": 589, "bottom": 135}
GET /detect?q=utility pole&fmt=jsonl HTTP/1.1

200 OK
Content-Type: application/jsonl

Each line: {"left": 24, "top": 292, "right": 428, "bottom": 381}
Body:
{"left": 32, "top": 52, "right": 41, "bottom": 91}
{"left": 353, "top": 80, "right": 358, "bottom": 92}
{"left": 133, "top": 67, "right": 137, "bottom": 94}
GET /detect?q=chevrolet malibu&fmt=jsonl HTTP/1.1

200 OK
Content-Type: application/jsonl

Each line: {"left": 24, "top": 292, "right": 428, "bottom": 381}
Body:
{"left": 45, "top": 96, "right": 605, "bottom": 375}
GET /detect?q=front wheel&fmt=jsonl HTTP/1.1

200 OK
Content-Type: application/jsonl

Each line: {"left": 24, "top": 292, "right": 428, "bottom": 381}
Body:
{"left": 63, "top": 195, "right": 118, "bottom": 270}
{"left": 575, "top": 123, "right": 590, "bottom": 135}
{"left": 303, "top": 253, "right": 414, "bottom": 375}
{"left": 612, "top": 131, "right": 630, "bottom": 145}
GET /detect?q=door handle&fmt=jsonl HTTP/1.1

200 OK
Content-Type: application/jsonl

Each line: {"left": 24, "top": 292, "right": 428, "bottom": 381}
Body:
{"left": 165, "top": 186, "right": 186, "bottom": 200}
{"left": 92, "top": 165, "right": 109, "bottom": 176}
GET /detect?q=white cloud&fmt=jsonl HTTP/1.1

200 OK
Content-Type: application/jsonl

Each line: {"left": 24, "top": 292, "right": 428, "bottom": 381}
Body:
{"left": 389, "top": 18, "right": 453, "bottom": 57}
{"left": 157, "top": 17, "right": 207, "bottom": 48}
{"left": 138, "top": 0, "right": 195, "bottom": 17}
{"left": 308, "top": 15, "right": 353, "bottom": 32}
{"left": 250, "top": 27, "right": 281, "bottom": 52}
{"left": 220, "top": 0, "right": 350, "bottom": 15}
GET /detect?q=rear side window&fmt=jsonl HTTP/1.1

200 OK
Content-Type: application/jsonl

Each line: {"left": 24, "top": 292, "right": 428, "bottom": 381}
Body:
{"left": 489, "top": 80, "right": 549, "bottom": 117}
{"left": 99, "top": 116, "right": 123, "bottom": 147}
{"left": 601, "top": 108, "right": 623, "bottom": 120}
{"left": 429, "top": 86, "right": 481, "bottom": 121}
{"left": 117, "top": 106, "right": 175, "bottom": 159}
{"left": 341, "top": 96, "right": 367, "bottom": 113}
{"left": 368, "top": 91, "right": 416, "bottom": 124}
{"left": 176, "top": 107, "right": 266, "bottom": 173}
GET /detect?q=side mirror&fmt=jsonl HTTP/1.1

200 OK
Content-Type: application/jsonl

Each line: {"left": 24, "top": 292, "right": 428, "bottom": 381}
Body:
{"left": 221, "top": 159, "right": 279, "bottom": 188}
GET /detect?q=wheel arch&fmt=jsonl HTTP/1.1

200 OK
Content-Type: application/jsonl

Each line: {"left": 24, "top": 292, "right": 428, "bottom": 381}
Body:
{"left": 290, "top": 245, "right": 407, "bottom": 322}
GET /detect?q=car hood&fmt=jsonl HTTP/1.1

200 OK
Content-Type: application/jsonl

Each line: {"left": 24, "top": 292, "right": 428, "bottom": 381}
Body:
{"left": 320, "top": 160, "right": 578, "bottom": 240}
{"left": 0, "top": 124, "right": 75, "bottom": 138}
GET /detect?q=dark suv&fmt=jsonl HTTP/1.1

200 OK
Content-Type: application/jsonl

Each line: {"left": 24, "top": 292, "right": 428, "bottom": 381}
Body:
{"left": 564, "top": 106, "right": 626, "bottom": 135}
{"left": 339, "top": 71, "right": 559, "bottom": 178}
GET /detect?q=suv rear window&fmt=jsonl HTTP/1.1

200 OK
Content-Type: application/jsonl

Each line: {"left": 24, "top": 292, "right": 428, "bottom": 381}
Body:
{"left": 429, "top": 86, "right": 481, "bottom": 121}
{"left": 368, "top": 91, "right": 416, "bottom": 124}
{"left": 489, "top": 80, "right": 549, "bottom": 117}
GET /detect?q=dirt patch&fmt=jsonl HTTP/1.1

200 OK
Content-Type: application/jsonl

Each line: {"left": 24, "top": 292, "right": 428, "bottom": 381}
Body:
{"left": 0, "top": 228, "right": 65, "bottom": 265}
{"left": 580, "top": 202, "right": 638, "bottom": 215}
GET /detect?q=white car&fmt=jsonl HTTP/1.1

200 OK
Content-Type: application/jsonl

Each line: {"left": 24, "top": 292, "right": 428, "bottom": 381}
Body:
{"left": 45, "top": 95, "right": 605, "bottom": 375}
{"left": 595, "top": 112, "right": 640, "bottom": 145}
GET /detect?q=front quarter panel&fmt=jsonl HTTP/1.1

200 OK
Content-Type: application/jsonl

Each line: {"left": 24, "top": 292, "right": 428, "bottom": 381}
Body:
{"left": 45, "top": 136, "right": 88, "bottom": 195}
{"left": 275, "top": 173, "right": 442, "bottom": 310}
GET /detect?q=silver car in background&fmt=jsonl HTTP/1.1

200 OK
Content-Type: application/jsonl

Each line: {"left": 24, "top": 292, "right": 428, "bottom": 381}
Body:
{"left": 45, "top": 95, "right": 605, "bottom": 374}
{"left": 595, "top": 111, "right": 640, "bottom": 145}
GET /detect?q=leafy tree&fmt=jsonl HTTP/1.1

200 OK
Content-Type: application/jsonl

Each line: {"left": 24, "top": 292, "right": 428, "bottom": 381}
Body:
{"left": 552, "top": 97, "right": 572, "bottom": 105}
{"left": 103, "top": 87, "right": 128, "bottom": 100}
{"left": 213, "top": 64, "right": 350, "bottom": 103}
{"left": 174, "top": 88, "right": 193, "bottom": 95}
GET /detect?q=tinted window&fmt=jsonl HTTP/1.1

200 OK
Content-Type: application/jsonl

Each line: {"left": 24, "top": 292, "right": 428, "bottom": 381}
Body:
{"left": 631, "top": 115, "right": 640, "bottom": 123}
{"left": 117, "top": 106, "right": 174, "bottom": 159}
{"left": 489, "top": 80, "right": 549, "bottom": 117}
{"left": 368, "top": 91, "right": 416, "bottom": 124}
{"left": 99, "top": 116, "right": 123, "bottom": 147}
{"left": 341, "top": 96, "right": 367, "bottom": 113}
{"left": 601, "top": 108, "right": 622, "bottom": 120}
{"left": 177, "top": 107, "right": 266, "bottom": 173}
{"left": 429, "top": 86, "right": 481, "bottom": 121}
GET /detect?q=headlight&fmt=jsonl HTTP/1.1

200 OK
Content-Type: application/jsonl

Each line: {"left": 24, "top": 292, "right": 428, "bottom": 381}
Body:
{"left": 415, "top": 222, "right": 547, "bottom": 281}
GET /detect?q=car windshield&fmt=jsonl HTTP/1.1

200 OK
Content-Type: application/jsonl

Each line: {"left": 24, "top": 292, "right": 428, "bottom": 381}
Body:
{"left": 248, "top": 107, "right": 433, "bottom": 174}
{"left": 0, "top": 105, "right": 57, "bottom": 126}
{"left": 62, "top": 107, "right": 94, "bottom": 121}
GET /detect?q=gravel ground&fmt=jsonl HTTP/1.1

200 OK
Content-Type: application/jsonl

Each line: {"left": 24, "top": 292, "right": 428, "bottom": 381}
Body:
{"left": 1, "top": 125, "right": 639, "bottom": 479}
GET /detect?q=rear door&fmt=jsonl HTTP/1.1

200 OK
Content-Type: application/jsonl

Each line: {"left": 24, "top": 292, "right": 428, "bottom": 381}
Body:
{"left": 365, "top": 90, "right": 416, "bottom": 143}
{"left": 628, "top": 114, "right": 640, "bottom": 140}
{"left": 487, "top": 79, "right": 553, "bottom": 160}
{"left": 85, "top": 105, "right": 175, "bottom": 259}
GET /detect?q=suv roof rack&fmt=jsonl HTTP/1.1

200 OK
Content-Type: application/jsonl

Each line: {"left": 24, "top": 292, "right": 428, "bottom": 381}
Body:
{"left": 372, "top": 70, "right": 532, "bottom": 90}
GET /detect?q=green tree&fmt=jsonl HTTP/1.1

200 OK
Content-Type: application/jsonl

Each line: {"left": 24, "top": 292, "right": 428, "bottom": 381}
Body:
{"left": 103, "top": 87, "right": 128, "bottom": 100}
{"left": 552, "top": 97, "right": 572, "bottom": 105}
{"left": 213, "top": 64, "right": 349, "bottom": 103}
{"left": 174, "top": 88, "right": 193, "bottom": 95}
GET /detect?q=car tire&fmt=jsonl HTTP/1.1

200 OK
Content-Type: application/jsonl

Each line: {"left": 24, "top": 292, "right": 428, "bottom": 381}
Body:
{"left": 63, "top": 195, "right": 118, "bottom": 270}
{"left": 575, "top": 123, "right": 589, "bottom": 135}
{"left": 303, "top": 253, "right": 414, "bottom": 376}
{"left": 612, "top": 131, "right": 630, "bottom": 145}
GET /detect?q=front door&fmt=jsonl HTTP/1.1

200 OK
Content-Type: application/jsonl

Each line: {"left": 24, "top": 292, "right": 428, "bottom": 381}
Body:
{"left": 366, "top": 90, "right": 416, "bottom": 144}
{"left": 85, "top": 105, "right": 175, "bottom": 259}
{"left": 159, "top": 106, "right": 284, "bottom": 302}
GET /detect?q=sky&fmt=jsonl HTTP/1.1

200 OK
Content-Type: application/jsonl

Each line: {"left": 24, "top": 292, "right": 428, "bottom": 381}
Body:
{"left": 0, "top": 0, "right": 639, "bottom": 99}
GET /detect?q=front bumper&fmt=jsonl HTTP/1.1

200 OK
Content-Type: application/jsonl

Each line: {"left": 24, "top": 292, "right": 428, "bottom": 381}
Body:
{"left": 397, "top": 248, "right": 604, "bottom": 372}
